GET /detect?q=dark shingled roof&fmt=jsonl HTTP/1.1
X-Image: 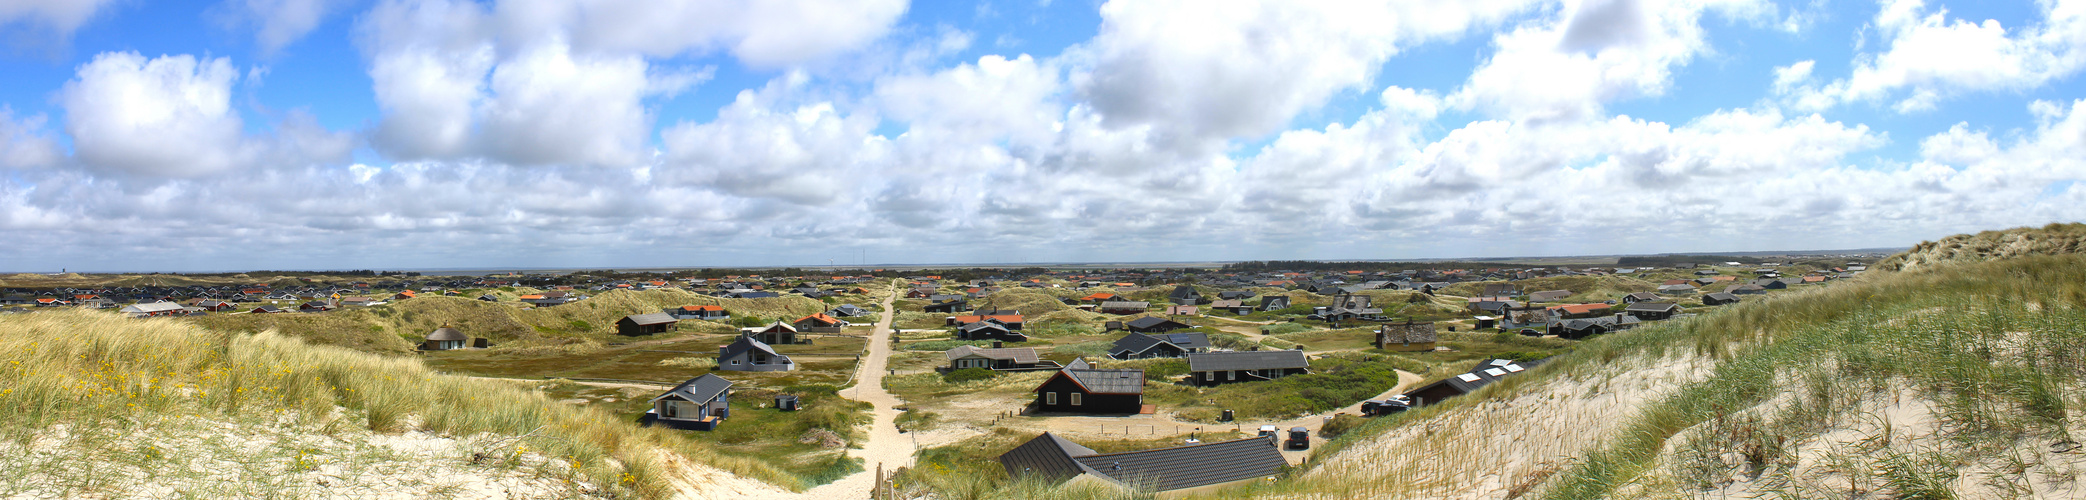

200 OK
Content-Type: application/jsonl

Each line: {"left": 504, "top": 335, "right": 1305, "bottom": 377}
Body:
{"left": 650, "top": 373, "right": 733, "bottom": 405}
{"left": 998, "top": 432, "right": 1102, "bottom": 482}
{"left": 1625, "top": 302, "right": 1681, "bottom": 313}
{"left": 1071, "top": 436, "right": 1288, "bottom": 491}
{"left": 720, "top": 335, "right": 786, "bottom": 360}
{"left": 1110, "top": 332, "right": 1211, "bottom": 355}
{"left": 1000, "top": 433, "right": 1288, "bottom": 492}
{"left": 945, "top": 346, "right": 1039, "bottom": 364}
{"left": 622, "top": 312, "right": 677, "bottom": 325}
{"left": 1049, "top": 368, "right": 1145, "bottom": 395}
{"left": 1124, "top": 316, "right": 1185, "bottom": 330}
{"left": 1187, "top": 350, "right": 1309, "bottom": 372}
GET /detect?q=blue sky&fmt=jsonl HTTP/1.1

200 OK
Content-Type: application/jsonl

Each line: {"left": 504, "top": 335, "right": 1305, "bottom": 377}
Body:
{"left": 0, "top": 0, "right": 2082, "bottom": 272}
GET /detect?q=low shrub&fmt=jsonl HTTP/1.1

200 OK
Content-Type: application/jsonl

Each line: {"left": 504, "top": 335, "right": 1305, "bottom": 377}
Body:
{"left": 905, "top": 340, "right": 996, "bottom": 352}
{"left": 943, "top": 367, "right": 997, "bottom": 383}
{"left": 1318, "top": 414, "right": 1369, "bottom": 439}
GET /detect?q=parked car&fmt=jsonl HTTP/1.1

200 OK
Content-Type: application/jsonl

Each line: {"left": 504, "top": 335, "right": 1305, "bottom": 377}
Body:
{"left": 1286, "top": 427, "right": 1311, "bottom": 450}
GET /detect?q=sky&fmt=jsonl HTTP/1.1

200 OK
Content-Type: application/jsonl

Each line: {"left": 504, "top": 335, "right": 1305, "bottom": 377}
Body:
{"left": 0, "top": 0, "right": 2082, "bottom": 272}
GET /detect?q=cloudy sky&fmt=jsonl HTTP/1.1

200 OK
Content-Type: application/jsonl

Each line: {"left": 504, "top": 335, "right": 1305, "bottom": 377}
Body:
{"left": 0, "top": 0, "right": 2082, "bottom": 272}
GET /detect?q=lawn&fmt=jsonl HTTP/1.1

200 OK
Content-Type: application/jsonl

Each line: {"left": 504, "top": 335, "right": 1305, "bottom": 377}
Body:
{"left": 1143, "top": 353, "right": 1409, "bottom": 422}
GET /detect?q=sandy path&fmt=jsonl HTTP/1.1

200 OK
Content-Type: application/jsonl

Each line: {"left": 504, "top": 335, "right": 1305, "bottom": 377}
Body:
{"left": 798, "top": 280, "right": 912, "bottom": 498}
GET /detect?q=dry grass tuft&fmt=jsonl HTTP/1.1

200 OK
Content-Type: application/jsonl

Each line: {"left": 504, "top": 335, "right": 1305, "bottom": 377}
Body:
{"left": 0, "top": 309, "right": 802, "bottom": 498}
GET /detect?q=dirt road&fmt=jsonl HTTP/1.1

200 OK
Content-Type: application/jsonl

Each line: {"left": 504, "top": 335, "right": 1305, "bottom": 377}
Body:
{"left": 799, "top": 280, "right": 912, "bottom": 498}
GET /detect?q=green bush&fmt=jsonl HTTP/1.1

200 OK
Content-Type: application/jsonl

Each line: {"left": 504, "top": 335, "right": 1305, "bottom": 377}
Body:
{"left": 1263, "top": 322, "right": 1313, "bottom": 335}
{"left": 1318, "top": 414, "right": 1369, "bottom": 439}
{"left": 728, "top": 316, "right": 770, "bottom": 328}
{"left": 942, "top": 368, "right": 997, "bottom": 383}
{"left": 1208, "top": 332, "right": 1260, "bottom": 351}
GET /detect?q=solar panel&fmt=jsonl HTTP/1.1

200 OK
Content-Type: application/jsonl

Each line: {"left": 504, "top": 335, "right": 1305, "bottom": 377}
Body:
{"left": 1483, "top": 368, "right": 1507, "bottom": 377}
{"left": 1456, "top": 373, "right": 1482, "bottom": 382}
{"left": 1168, "top": 334, "right": 1192, "bottom": 344}
{"left": 1503, "top": 364, "right": 1525, "bottom": 372}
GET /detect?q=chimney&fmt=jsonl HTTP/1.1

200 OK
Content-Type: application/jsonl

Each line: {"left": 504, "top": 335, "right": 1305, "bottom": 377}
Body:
{"left": 1615, "top": 313, "right": 1626, "bottom": 322}
{"left": 992, "top": 340, "right": 1004, "bottom": 349}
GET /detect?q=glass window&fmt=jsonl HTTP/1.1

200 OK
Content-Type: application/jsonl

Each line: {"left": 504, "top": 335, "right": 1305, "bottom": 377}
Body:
{"left": 1046, "top": 392, "right": 1058, "bottom": 405}
{"left": 1071, "top": 393, "right": 1082, "bottom": 406}
{"left": 1227, "top": 371, "right": 1236, "bottom": 381}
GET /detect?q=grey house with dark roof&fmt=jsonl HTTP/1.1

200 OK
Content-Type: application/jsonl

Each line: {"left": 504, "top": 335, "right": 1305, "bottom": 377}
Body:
{"left": 1625, "top": 302, "right": 1682, "bottom": 321}
{"left": 1123, "top": 316, "right": 1189, "bottom": 333}
{"left": 1167, "top": 286, "right": 1205, "bottom": 305}
{"left": 1109, "top": 332, "right": 1210, "bottom": 359}
{"left": 998, "top": 432, "right": 1287, "bottom": 493}
{"left": 649, "top": 373, "right": 732, "bottom": 431}
{"left": 956, "top": 321, "right": 1029, "bottom": 343}
{"left": 717, "top": 335, "right": 794, "bottom": 372}
{"left": 616, "top": 313, "right": 678, "bottom": 336}
{"left": 1033, "top": 365, "right": 1144, "bottom": 414}
{"left": 1404, "top": 358, "right": 1543, "bottom": 407}
{"left": 944, "top": 345, "right": 1060, "bottom": 372}
{"left": 1548, "top": 314, "right": 1641, "bottom": 339}
{"left": 1702, "top": 292, "right": 1741, "bottom": 306}
{"left": 1186, "top": 350, "right": 1309, "bottom": 386}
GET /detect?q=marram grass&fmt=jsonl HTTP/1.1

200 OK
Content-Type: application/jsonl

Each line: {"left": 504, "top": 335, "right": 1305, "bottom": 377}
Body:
{"left": 0, "top": 308, "right": 803, "bottom": 498}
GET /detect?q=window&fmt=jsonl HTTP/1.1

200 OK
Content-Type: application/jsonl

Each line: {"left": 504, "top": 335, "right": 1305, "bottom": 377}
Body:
{"left": 1070, "top": 393, "right": 1082, "bottom": 406}
{"left": 1227, "top": 371, "right": 1236, "bottom": 381}
{"left": 1046, "top": 392, "right": 1058, "bottom": 405}
{"left": 1204, "top": 372, "right": 1214, "bottom": 381}
{"left": 731, "top": 360, "right": 741, "bottom": 365}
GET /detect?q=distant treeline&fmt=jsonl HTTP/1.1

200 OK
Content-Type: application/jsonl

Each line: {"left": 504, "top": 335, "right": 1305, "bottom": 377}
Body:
{"left": 1219, "top": 260, "right": 1518, "bottom": 273}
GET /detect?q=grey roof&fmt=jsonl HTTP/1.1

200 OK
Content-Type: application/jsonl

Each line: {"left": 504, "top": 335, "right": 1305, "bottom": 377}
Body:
{"left": 1528, "top": 290, "right": 1572, "bottom": 301}
{"left": 622, "top": 312, "right": 677, "bottom": 326}
{"left": 998, "top": 433, "right": 1103, "bottom": 482}
{"left": 945, "top": 346, "right": 1040, "bottom": 364}
{"left": 720, "top": 335, "right": 785, "bottom": 360}
{"left": 425, "top": 326, "right": 468, "bottom": 341}
{"left": 960, "top": 321, "right": 1011, "bottom": 334}
{"left": 1624, "top": 292, "right": 1660, "bottom": 301}
{"left": 1124, "top": 316, "right": 1185, "bottom": 330}
{"left": 1187, "top": 350, "right": 1309, "bottom": 372}
{"left": 1625, "top": 302, "right": 1681, "bottom": 313}
{"left": 1558, "top": 315, "right": 1639, "bottom": 331}
{"left": 1097, "top": 301, "right": 1149, "bottom": 310}
{"left": 1071, "top": 436, "right": 1288, "bottom": 491}
{"left": 1703, "top": 292, "right": 1740, "bottom": 303}
{"left": 828, "top": 304, "right": 869, "bottom": 316}
{"left": 650, "top": 373, "right": 733, "bottom": 404}
{"left": 1110, "top": 332, "right": 1210, "bottom": 354}
{"left": 1057, "top": 368, "right": 1145, "bottom": 394}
